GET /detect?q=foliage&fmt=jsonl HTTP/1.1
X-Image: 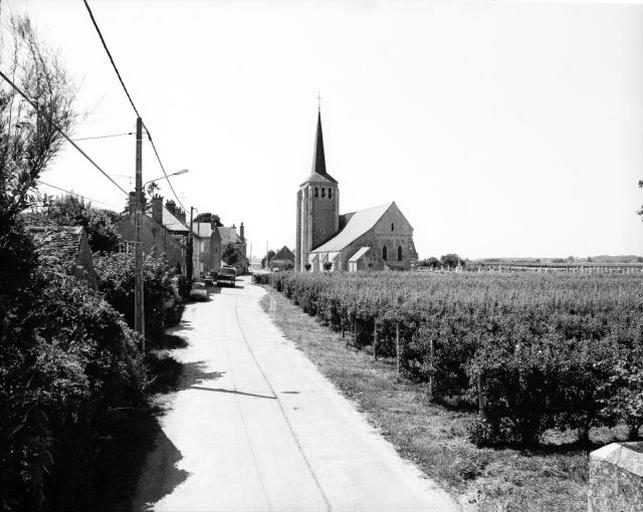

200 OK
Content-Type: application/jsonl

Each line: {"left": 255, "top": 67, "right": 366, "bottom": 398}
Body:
{"left": 0, "top": 251, "right": 147, "bottom": 511}
{"left": 418, "top": 256, "right": 441, "bottom": 268}
{"left": 0, "top": 15, "right": 75, "bottom": 230}
{"left": 223, "top": 242, "right": 245, "bottom": 267}
{"left": 440, "top": 253, "right": 465, "bottom": 269}
{"left": 93, "top": 252, "right": 183, "bottom": 346}
{"left": 271, "top": 271, "right": 643, "bottom": 446}
{"left": 261, "top": 249, "right": 276, "bottom": 269}
{"left": 194, "top": 212, "right": 222, "bottom": 226}
{"left": 33, "top": 195, "right": 121, "bottom": 253}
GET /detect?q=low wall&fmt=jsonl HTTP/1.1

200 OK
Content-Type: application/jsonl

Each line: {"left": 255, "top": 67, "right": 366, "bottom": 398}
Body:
{"left": 588, "top": 441, "right": 643, "bottom": 511}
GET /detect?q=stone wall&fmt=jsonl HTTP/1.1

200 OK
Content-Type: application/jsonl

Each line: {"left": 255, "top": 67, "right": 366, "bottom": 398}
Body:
{"left": 589, "top": 441, "right": 643, "bottom": 512}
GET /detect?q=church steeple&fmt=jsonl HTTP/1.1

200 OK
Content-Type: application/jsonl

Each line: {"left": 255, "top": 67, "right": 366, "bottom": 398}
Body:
{"left": 311, "top": 108, "right": 337, "bottom": 183}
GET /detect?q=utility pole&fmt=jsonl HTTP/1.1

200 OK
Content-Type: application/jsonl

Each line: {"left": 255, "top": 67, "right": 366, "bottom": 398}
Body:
{"left": 134, "top": 117, "right": 145, "bottom": 349}
{"left": 187, "top": 206, "right": 194, "bottom": 280}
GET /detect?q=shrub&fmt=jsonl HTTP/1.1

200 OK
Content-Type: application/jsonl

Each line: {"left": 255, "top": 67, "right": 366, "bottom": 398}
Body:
{"left": 93, "top": 252, "right": 183, "bottom": 346}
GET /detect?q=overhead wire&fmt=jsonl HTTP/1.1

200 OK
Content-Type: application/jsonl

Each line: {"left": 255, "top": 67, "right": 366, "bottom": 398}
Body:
{"left": 73, "top": 130, "right": 133, "bottom": 141}
{"left": 0, "top": 68, "right": 128, "bottom": 195}
{"left": 36, "top": 179, "right": 116, "bottom": 207}
{"left": 82, "top": 0, "right": 188, "bottom": 213}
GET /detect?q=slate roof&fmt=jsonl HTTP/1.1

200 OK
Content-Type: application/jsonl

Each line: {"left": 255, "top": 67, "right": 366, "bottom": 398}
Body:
{"left": 219, "top": 227, "right": 243, "bottom": 246}
{"left": 161, "top": 207, "right": 188, "bottom": 232}
{"left": 311, "top": 202, "right": 393, "bottom": 253}
{"left": 348, "top": 246, "right": 371, "bottom": 262}
{"left": 301, "top": 110, "right": 338, "bottom": 185}
{"left": 273, "top": 246, "right": 295, "bottom": 261}
{"left": 28, "top": 225, "right": 85, "bottom": 263}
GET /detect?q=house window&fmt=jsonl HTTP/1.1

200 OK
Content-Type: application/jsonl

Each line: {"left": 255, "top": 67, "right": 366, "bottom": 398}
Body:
{"left": 397, "top": 245, "right": 403, "bottom": 261}
{"left": 321, "top": 187, "right": 326, "bottom": 198}
{"left": 391, "top": 222, "right": 394, "bottom": 231}
{"left": 328, "top": 188, "right": 332, "bottom": 199}
{"left": 382, "top": 245, "right": 388, "bottom": 261}
{"left": 315, "top": 187, "right": 319, "bottom": 197}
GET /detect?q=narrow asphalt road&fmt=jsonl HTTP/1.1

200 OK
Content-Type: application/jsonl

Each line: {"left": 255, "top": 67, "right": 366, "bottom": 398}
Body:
{"left": 132, "top": 276, "right": 459, "bottom": 512}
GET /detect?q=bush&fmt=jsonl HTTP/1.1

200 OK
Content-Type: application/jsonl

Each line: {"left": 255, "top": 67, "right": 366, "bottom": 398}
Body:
{"left": 0, "top": 253, "right": 147, "bottom": 511}
{"left": 93, "top": 252, "right": 183, "bottom": 346}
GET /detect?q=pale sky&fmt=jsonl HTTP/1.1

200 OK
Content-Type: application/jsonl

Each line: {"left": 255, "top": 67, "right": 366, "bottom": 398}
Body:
{"left": 5, "top": 0, "right": 643, "bottom": 259}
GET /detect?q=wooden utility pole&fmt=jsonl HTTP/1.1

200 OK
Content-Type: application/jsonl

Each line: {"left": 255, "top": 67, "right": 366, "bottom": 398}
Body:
{"left": 134, "top": 117, "right": 145, "bottom": 349}
{"left": 187, "top": 206, "right": 194, "bottom": 279}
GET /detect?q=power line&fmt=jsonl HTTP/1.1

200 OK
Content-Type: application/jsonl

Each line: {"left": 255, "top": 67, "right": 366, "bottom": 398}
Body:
{"left": 36, "top": 179, "right": 115, "bottom": 207}
{"left": 143, "top": 125, "right": 188, "bottom": 213}
{"left": 82, "top": 0, "right": 187, "bottom": 213}
{"left": 0, "top": 68, "right": 128, "bottom": 195}
{"left": 82, "top": 0, "right": 141, "bottom": 118}
{"left": 74, "top": 131, "right": 133, "bottom": 141}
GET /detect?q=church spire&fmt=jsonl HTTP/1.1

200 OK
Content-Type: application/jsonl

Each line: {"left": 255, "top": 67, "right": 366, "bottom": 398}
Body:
{"left": 312, "top": 109, "right": 327, "bottom": 176}
{"left": 310, "top": 105, "right": 337, "bottom": 183}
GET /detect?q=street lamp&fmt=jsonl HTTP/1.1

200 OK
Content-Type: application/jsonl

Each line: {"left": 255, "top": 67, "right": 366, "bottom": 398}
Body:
{"left": 143, "top": 168, "right": 189, "bottom": 188}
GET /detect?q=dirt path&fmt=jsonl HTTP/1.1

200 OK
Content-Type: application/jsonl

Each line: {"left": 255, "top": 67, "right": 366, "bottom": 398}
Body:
{"left": 132, "top": 276, "right": 459, "bottom": 511}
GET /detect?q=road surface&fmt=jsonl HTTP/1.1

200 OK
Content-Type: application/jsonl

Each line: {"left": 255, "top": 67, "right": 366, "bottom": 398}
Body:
{"left": 132, "top": 276, "right": 459, "bottom": 512}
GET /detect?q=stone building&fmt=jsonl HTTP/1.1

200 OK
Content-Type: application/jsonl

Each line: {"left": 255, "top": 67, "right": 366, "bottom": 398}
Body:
{"left": 296, "top": 110, "right": 417, "bottom": 272}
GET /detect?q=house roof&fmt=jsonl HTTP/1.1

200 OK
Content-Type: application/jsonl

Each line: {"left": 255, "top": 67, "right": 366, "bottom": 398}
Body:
{"left": 28, "top": 225, "right": 85, "bottom": 262}
{"left": 219, "top": 227, "right": 243, "bottom": 245}
{"left": 311, "top": 202, "right": 393, "bottom": 253}
{"left": 348, "top": 246, "right": 371, "bottom": 262}
{"left": 301, "top": 109, "right": 338, "bottom": 185}
{"left": 161, "top": 207, "right": 188, "bottom": 232}
{"left": 273, "top": 246, "right": 295, "bottom": 261}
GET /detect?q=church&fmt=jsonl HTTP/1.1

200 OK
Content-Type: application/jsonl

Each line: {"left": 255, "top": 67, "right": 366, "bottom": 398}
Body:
{"left": 296, "top": 109, "right": 417, "bottom": 272}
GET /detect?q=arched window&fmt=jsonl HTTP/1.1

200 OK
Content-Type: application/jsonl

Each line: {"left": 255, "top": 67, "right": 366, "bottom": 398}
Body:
{"left": 397, "top": 246, "right": 403, "bottom": 261}
{"left": 321, "top": 187, "right": 326, "bottom": 197}
{"left": 315, "top": 187, "right": 319, "bottom": 197}
{"left": 391, "top": 222, "right": 394, "bottom": 231}
{"left": 328, "top": 188, "right": 332, "bottom": 199}
{"left": 382, "top": 245, "right": 388, "bottom": 261}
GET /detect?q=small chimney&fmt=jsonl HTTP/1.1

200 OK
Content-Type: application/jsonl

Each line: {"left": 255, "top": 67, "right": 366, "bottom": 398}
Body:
{"left": 152, "top": 196, "right": 163, "bottom": 224}
{"left": 240, "top": 222, "right": 245, "bottom": 241}
{"left": 177, "top": 209, "right": 186, "bottom": 224}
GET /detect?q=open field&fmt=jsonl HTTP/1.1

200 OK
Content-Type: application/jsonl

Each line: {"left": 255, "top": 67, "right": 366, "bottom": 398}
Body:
{"left": 260, "top": 270, "right": 642, "bottom": 510}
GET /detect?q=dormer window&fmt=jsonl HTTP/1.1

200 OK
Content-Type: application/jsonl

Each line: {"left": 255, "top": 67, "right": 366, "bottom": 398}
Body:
{"left": 315, "top": 187, "right": 319, "bottom": 197}
{"left": 321, "top": 187, "right": 326, "bottom": 198}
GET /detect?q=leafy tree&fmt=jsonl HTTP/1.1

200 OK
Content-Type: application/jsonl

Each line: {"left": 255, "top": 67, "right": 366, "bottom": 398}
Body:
{"left": 418, "top": 257, "right": 440, "bottom": 268}
{"left": 261, "top": 249, "right": 276, "bottom": 269}
{"left": 37, "top": 195, "right": 121, "bottom": 253}
{"left": 440, "top": 253, "right": 464, "bottom": 269}
{"left": 222, "top": 242, "right": 242, "bottom": 265}
{"left": 194, "top": 212, "right": 223, "bottom": 227}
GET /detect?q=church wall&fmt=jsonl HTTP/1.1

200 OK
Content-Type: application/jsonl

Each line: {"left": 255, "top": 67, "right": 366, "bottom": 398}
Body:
{"left": 296, "top": 189, "right": 302, "bottom": 271}
{"left": 310, "top": 183, "right": 339, "bottom": 249}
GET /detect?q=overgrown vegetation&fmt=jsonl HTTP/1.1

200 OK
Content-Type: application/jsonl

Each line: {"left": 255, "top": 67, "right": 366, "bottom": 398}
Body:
{"left": 93, "top": 252, "right": 185, "bottom": 346}
{"left": 271, "top": 271, "right": 643, "bottom": 447}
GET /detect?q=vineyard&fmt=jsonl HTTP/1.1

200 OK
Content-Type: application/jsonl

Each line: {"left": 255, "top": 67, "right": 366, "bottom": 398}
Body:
{"left": 270, "top": 271, "right": 643, "bottom": 446}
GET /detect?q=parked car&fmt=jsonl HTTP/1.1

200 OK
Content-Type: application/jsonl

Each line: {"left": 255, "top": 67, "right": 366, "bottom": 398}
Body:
{"left": 189, "top": 281, "right": 208, "bottom": 301}
{"left": 217, "top": 267, "right": 236, "bottom": 287}
{"left": 202, "top": 272, "right": 214, "bottom": 286}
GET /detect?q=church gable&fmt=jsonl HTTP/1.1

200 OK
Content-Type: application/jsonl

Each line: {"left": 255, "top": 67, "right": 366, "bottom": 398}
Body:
{"left": 372, "top": 202, "right": 413, "bottom": 236}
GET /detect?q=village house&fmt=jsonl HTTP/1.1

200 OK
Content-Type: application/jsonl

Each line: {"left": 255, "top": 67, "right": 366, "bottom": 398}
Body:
{"left": 296, "top": 109, "right": 417, "bottom": 272}
{"left": 27, "top": 225, "right": 98, "bottom": 289}
{"left": 270, "top": 246, "right": 295, "bottom": 271}
{"left": 117, "top": 194, "right": 221, "bottom": 278}
{"left": 219, "top": 222, "right": 249, "bottom": 274}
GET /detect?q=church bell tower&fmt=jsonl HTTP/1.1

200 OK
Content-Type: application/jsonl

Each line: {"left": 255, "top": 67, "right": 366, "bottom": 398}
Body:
{"left": 296, "top": 108, "right": 339, "bottom": 271}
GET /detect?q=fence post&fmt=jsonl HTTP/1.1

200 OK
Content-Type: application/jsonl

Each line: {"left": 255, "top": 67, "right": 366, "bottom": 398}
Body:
{"left": 477, "top": 372, "right": 484, "bottom": 418}
{"left": 428, "top": 336, "right": 434, "bottom": 401}
{"left": 395, "top": 322, "right": 401, "bottom": 375}
{"left": 373, "top": 319, "right": 378, "bottom": 361}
